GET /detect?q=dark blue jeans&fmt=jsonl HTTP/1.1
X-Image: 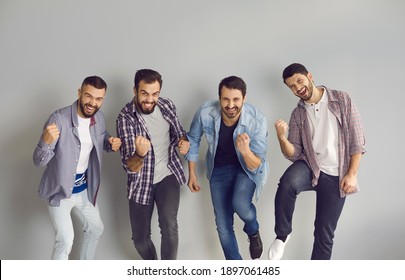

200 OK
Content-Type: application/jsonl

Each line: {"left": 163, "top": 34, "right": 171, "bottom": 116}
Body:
{"left": 210, "top": 164, "right": 259, "bottom": 260}
{"left": 274, "top": 160, "right": 345, "bottom": 260}
{"left": 129, "top": 174, "right": 179, "bottom": 260}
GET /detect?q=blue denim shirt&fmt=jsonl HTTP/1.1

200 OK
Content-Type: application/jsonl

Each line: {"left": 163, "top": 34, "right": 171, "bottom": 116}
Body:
{"left": 33, "top": 101, "right": 113, "bottom": 206}
{"left": 186, "top": 100, "right": 269, "bottom": 199}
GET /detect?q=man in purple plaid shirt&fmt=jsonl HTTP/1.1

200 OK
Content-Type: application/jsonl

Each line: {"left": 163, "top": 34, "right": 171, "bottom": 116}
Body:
{"left": 116, "top": 69, "right": 189, "bottom": 260}
{"left": 268, "top": 63, "right": 366, "bottom": 260}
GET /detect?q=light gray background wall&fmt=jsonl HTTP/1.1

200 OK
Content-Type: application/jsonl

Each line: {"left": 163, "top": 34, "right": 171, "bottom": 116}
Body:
{"left": 1, "top": 0, "right": 404, "bottom": 260}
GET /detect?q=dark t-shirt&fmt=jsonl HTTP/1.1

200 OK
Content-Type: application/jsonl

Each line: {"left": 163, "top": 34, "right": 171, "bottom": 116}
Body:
{"left": 214, "top": 119, "right": 241, "bottom": 168}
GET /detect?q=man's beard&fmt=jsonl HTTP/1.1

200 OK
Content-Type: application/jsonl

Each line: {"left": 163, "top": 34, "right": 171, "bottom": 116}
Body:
{"left": 79, "top": 101, "right": 99, "bottom": 118}
{"left": 136, "top": 99, "right": 157, "bottom": 114}
{"left": 222, "top": 105, "right": 241, "bottom": 119}
{"left": 300, "top": 82, "right": 314, "bottom": 101}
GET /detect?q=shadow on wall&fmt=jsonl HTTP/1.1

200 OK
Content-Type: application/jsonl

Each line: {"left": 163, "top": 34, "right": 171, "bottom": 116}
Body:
{"left": 1, "top": 93, "right": 62, "bottom": 259}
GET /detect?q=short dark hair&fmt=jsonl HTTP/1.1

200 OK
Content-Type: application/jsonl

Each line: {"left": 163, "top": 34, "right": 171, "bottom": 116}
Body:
{"left": 134, "top": 69, "right": 163, "bottom": 91}
{"left": 218, "top": 76, "right": 246, "bottom": 97}
{"left": 81, "top": 76, "right": 107, "bottom": 90}
{"left": 282, "top": 63, "right": 309, "bottom": 83}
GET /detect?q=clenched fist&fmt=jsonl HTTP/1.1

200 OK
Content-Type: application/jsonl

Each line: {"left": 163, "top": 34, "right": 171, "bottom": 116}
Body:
{"left": 42, "top": 123, "right": 60, "bottom": 144}
{"left": 274, "top": 119, "right": 288, "bottom": 140}
{"left": 235, "top": 133, "right": 251, "bottom": 155}
{"left": 109, "top": 137, "right": 121, "bottom": 152}
{"left": 135, "top": 136, "right": 151, "bottom": 157}
{"left": 178, "top": 139, "right": 190, "bottom": 155}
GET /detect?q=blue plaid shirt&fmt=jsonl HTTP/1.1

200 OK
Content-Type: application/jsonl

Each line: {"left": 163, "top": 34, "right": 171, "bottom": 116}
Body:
{"left": 116, "top": 97, "right": 187, "bottom": 205}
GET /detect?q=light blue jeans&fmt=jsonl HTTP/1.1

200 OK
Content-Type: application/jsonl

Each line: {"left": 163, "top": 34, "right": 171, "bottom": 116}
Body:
{"left": 48, "top": 190, "right": 104, "bottom": 260}
{"left": 209, "top": 164, "right": 259, "bottom": 260}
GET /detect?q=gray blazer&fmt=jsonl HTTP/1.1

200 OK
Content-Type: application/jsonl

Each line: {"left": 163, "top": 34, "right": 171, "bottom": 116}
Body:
{"left": 33, "top": 101, "right": 112, "bottom": 206}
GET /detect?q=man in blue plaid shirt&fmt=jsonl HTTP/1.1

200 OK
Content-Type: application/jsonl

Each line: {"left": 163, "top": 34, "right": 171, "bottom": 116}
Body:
{"left": 116, "top": 69, "right": 190, "bottom": 260}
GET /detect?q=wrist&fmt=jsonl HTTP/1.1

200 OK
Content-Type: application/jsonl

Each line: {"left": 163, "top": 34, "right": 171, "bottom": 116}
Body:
{"left": 278, "top": 135, "right": 288, "bottom": 143}
{"left": 346, "top": 171, "right": 357, "bottom": 177}
{"left": 135, "top": 150, "right": 146, "bottom": 159}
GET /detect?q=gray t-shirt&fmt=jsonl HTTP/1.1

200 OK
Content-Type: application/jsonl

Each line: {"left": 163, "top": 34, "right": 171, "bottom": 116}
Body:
{"left": 141, "top": 106, "right": 172, "bottom": 184}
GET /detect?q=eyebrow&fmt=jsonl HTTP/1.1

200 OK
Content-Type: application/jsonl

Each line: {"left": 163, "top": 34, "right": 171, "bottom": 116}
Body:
{"left": 287, "top": 79, "right": 300, "bottom": 88}
{"left": 221, "top": 96, "right": 240, "bottom": 99}
{"left": 84, "top": 92, "right": 104, "bottom": 99}
{"left": 140, "top": 90, "right": 160, "bottom": 95}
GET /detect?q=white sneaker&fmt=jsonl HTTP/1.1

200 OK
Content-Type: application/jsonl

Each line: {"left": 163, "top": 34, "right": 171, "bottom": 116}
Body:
{"left": 268, "top": 235, "right": 290, "bottom": 260}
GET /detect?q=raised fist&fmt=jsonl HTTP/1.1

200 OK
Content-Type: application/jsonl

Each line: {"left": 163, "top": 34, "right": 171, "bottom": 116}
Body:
{"left": 135, "top": 136, "right": 151, "bottom": 157}
{"left": 178, "top": 139, "right": 190, "bottom": 155}
{"left": 235, "top": 133, "right": 250, "bottom": 155}
{"left": 274, "top": 119, "right": 289, "bottom": 140}
{"left": 42, "top": 123, "right": 60, "bottom": 144}
{"left": 109, "top": 137, "right": 122, "bottom": 152}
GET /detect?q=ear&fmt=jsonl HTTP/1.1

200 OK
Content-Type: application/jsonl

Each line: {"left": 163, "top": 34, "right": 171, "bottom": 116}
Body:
{"left": 77, "top": 88, "right": 81, "bottom": 98}
{"left": 307, "top": 72, "right": 313, "bottom": 83}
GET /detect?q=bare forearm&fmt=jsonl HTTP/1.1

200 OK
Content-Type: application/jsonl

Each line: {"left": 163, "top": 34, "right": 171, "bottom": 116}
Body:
{"left": 241, "top": 150, "right": 261, "bottom": 171}
{"left": 346, "top": 153, "right": 362, "bottom": 176}
{"left": 126, "top": 154, "right": 144, "bottom": 172}
{"left": 188, "top": 161, "right": 197, "bottom": 176}
{"left": 278, "top": 136, "right": 295, "bottom": 158}
{"left": 340, "top": 153, "right": 363, "bottom": 193}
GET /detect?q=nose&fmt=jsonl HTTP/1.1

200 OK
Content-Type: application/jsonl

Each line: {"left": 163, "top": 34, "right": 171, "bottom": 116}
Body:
{"left": 294, "top": 85, "right": 303, "bottom": 94}
{"left": 145, "top": 94, "right": 153, "bottom": 102}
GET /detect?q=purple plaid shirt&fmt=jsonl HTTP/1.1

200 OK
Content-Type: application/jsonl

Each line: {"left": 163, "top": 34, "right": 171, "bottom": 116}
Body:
{"left": 116, "top": 97, "right": 187, "bottom": 205}
{"left": 286, "top": 86, "right": 366, "bottom": 197}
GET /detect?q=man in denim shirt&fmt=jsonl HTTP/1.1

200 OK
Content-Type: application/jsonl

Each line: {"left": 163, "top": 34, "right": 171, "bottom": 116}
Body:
{"left": 186, "top": 76, "right": 268, "bottom": 260}
{"left": 33, "top": 76, "right": 121, "bottom": 259}
{"left": 268, "top": 63, "right": 366, "bottom": 260}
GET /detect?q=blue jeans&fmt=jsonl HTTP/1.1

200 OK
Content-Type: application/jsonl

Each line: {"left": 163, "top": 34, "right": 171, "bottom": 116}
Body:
{"left": 129, "top": 174, "right": 180, "bottom": 260}
{"left": 274, "top": 160, "right": 345, "bottom": 260}
{"left": 210, "top": 164, "right": 259, "bottom": 260}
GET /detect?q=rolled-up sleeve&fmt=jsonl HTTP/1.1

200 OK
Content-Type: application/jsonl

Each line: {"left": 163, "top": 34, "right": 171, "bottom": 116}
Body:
{"left": 116, "top": 113, "right": 139, "bottom": 175}
{"left": 348, "top": 101, "right": 366, "bottom": 155}
{"left": 286, "top": 109, "right": 304, "bottom": 162}
{"left": 247, "top": 116, "right": 268, "bottom": 175}
{"left": 185, "top": 107, "right": 204, "bottom": 162}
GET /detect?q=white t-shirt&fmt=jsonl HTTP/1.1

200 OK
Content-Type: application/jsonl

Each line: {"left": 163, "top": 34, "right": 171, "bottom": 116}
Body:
{"left": 76, "top": 116, "right": 94, "bottom": 174}
{"left": 304, "top": 89, "right": 339, "bottom": 176}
